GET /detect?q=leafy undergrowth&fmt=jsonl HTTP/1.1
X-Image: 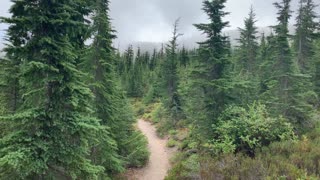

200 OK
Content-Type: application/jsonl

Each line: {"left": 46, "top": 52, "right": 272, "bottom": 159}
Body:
{"left": 134, "top": 100, "right": 320, "bottom": 179}
{"left": 134, "top": 100, "right": 319, "bottom": 179}
{"left": 164, "top": 104, "right": 320, "bottom": 179}
{"left": 114, "top": 131, "right": 150, "bottom": 179}
{"left": 166, "top": 126, "right": 320, "bottom": 180}
{"left": 112, "top": 98, "right": 150, "bottom": 179}
{"left": 123, "top": 131, "right": 150, "bottom": 168}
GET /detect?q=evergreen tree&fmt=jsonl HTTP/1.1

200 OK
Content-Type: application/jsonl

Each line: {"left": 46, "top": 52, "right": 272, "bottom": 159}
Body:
{"left": 0, "top": 54, "right": 20, "bottom": 113}
{"left": 314, "top": 40, "right": 320, "bottom": 102}
{"left": 84, "top": 0, "right": 124, "bottom": 176}
{"left": 116, "top": 49, "right": 125, "bottom": 75}
{"left": 158, "top": 43, "right": 165, "bottom": 60}
{"left": 142, "top": 51, "right": 150, "bottom": 70}
{"left": 237, "top": 7, "right": 259, "bottom": 73}
{"left": 265, "top": 0, "right": 313, "bottom": 125}
{"left": 124, "top": 45, "right": 134, "bottom": 73}
{"left": 258, "top": 33, "right": 268, "bottom": 66}
{"left": 192, "top": 0, "right": 231, "bottom": 135}
{"left": 179, "top": 46, "right": 190, "bottom": 67}
{"left": 144, "top": 49, "right": 163, "bottom": 104}
{"left": 128, "top": 47, "right": 144, "bottom": 97}
{"left": 258, "top": 32, "right": 274, "bottom": 94}
{"left": 0, "top": 0, "right": 30, "bottom": 113}
{"left": 230, "top": 7, "right": 260, "bottom": 106}
{"left": 294, "top": 0, "right": 319, "bottom": 73}
{"left": 121, "top": 45, "right": 143, "bottom": 97}
{"left": 136, "top": 47, "right": 142, "bottom": 65}
{"left": 266, "top": 0, "right": 294, "bottom": 117}
{"left": 0, "top": 1, "right": 103, "bottom": 178}
{"left": 161, "top": 19, "right": 183, "bottom": 121}
{"left": 149, "top": 49, "right": 158, "bottom": 71}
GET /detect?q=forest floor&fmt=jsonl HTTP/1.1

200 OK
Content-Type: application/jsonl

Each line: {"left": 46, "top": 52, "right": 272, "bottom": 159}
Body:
{"left": 125, "top": 119, "right": 175, "bottom": 180}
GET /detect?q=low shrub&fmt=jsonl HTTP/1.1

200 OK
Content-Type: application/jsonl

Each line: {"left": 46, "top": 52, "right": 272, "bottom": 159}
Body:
{"left": 130, "top": 98, "right": 145, "bottom": 117}
{"left": 199, "top": 154, "right": 267, "bottom": 180}
{"left": 123, "top": 131, "right": 150, "bottom": 168}
{"left": 167, "top": 126, "right": 320, "bottom": 179}
{"left": 143, "top": 85, "right": 158, "bottom": 104}
{"left": 151, "top": 102, "right": 165, "bottom": 124}
{"left": 167, "top": 139, "right": 178, "bottom": 148}
{"left": 166, "top": 154, "right": 200, "bottom": 180}
{"left": 209, "top": 103, "right": 295, "bottom": 156}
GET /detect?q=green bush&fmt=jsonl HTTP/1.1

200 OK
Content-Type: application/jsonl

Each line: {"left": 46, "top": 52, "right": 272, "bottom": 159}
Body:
{"left": 169, "top": 130, "right": 178, "bottom": 136}
{"left": 167, "top": 139, "right": 178, "bottom": 148}
{"left": 147, "top": 103, "right": 176, "bottom": 137}
{"left": 130, "top": 98, "right": 145, "bottom": 117}
{"left": 208, "top": 103, "right": 295, "bottom": 155}
{"left": 156, "top": 118, "right": 175, "bottom": 138}
{"left": 142, "top": 102, "right": 161, "bottom": 121}
{"left": 143, "top": 85, "right": 157, "bottom": 104}
{"left": 123, "top": 131, "right": 150, "bottom": 168}
{"left": 151, "top": 103, "right": 165, "bottom": 124}
{"left": 168, "top": 126, "right": 320, "bottom": 180}
{"left": 166, "top": 154, "right": 200, "bottom": 180}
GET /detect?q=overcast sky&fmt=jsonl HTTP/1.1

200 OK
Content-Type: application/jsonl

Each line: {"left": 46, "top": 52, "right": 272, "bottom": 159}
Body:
{"left": 0, "top": 0, "right": 318, "bottom": 50}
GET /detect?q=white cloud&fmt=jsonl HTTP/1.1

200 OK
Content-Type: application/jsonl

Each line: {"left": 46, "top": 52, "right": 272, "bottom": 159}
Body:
{"left": 0, "top": 0, "right": 319, "bottom": 50}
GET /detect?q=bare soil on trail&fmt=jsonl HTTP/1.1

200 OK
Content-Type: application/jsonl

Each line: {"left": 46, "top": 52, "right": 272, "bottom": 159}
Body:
{"left": 125, "top": 119, "right": 175, "bottom": 180}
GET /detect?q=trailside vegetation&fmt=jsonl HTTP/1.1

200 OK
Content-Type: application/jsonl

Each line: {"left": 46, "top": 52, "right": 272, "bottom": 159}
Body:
{"left": 118, "top": 0, "right": 320, "bottom": 179}
{"left": 0, "top": 0, "right": 319, "bottom": 179}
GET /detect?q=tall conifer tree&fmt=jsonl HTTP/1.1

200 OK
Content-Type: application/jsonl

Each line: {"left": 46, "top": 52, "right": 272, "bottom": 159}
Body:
{"left": 294, "top": 0, "right": 319, "bottom": 73}
{"left": 0, "top": 1, "right": 103, "bottom": 178}
{"left": 265, "top": 0, "right": 294, "bottom": 117}
{"left": 84, "top": 0, "right": 125, "bottom": 176}
{"left": 149, "top": 49, "right": 158, "bottom": 71}
{"left": 266, "top": 0, "right": 313, "bottom": 125}
{"left": 162, "top": 19, "right": 183, "bottom": 121}
{"left": 193, "top": 0, "right": 231, "bottom": 135}
{"left": 314, "top": 40, "right": 320, "bottom": 101}
{"left": 180, "top": 46, "right": 190, "bottom": 68}
{"left": 238, "top": 7, "right": 259, "bottom": 73}
{"left": 232, "top": 7, "right": 260, "bottom": 105}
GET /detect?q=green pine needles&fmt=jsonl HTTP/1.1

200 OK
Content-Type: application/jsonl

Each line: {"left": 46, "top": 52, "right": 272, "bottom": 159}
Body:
{"left": 0, "top": 0, "right": 103, "bottom": 179}
{"left": 0, "top": 0, "right": 148, "bottom": 179}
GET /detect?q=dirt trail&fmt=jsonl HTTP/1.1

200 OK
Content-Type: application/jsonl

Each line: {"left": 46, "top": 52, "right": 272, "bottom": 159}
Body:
{"left": 127, "top": 119, "right": 174, "bottom": 180}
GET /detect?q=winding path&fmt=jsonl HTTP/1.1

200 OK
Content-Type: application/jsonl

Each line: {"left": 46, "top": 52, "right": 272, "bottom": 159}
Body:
{"left": 128, "top": 119, "right": 173, "bottom": 180}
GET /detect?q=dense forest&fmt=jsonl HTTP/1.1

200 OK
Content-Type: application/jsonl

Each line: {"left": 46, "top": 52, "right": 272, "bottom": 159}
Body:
{"left": 0, "top": 0, "right": 320, "bottom": 179}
